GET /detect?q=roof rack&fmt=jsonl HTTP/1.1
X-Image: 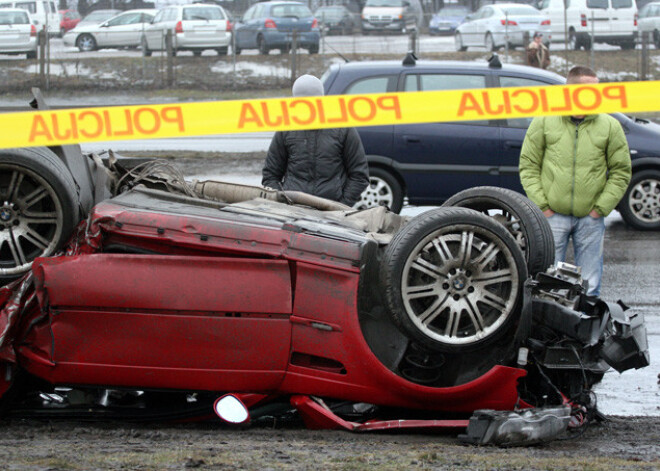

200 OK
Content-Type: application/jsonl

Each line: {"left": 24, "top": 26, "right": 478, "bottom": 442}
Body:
{"left": 402, "top": 51, "right": 417, "bottom": 66}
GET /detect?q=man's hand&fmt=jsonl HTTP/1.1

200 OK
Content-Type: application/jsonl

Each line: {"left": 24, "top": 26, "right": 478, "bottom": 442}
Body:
{"left": 589, "top": 209, "right": 601, "bottom": 218}
{"left": 543, "top": 209, "right": 555, "bottom": 217}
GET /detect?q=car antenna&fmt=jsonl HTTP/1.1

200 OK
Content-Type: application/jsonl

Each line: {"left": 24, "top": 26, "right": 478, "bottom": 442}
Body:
{"left": 488, "top": 53, "right": 502, "bottom": 68}
{"left": 322, "top": 40, "right": 350, "bottom": 63}
{"left": 402, "top": 51, "right": 417, "bottom": 66}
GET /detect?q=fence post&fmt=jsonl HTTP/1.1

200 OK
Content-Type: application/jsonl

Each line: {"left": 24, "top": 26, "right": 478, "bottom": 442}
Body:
{"left": 38, "top": 27, "right": 47, "bottom": 90}
{"left": 640, "top": 31, "right": 649, "bottom": 81}
{"left": 165, "top": 30, "right": 174, "bottom": 87}
{"left": 408, "top": 28, "right": 418, "bottom": 55}
{"left": 523, "top": 31, "right": 530, "bottom": 65}
{"left": 291, "top": 30, "right": 298, "bottom": 85}
{"left": 590, "top": 10, "right": 595, "bottom": 71}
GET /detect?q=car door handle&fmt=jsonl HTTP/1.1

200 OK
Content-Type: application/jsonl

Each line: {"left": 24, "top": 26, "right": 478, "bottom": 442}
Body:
{"left": 403, "top": 135, "right": 421, "bottom": 143}
{"left": 503, "top": 140, "right": 522, "bottom": 149}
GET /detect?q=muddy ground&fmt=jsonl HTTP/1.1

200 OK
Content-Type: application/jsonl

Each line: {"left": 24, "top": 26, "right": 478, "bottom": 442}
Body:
{"left": 0, "top": 415, "right": 658, "bottom": 470}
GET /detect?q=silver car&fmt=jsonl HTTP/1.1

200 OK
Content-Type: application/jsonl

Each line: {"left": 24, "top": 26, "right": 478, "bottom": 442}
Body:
{"left": 638, "top": 1, "right": 660, "bottom": 49}
{"left": 141, "top": 3, "right": 231, "bottom": 57}
{"left": 62, "top": 9, "right": 156, "bottom": 52}
{"left": 455, "top": 3, "right": 551, "bottom": 51}
{"left": 0, "top": 8, "right": 37, "bottom": 59}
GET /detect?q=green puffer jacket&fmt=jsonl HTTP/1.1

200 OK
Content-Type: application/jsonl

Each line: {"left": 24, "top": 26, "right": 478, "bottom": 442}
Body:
{"left": 519, "top": 114, "right": 631, "bottom": 217}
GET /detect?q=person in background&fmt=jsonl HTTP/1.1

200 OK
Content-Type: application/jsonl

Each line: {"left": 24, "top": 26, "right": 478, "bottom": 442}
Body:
{"left": 519, "top": 66, "right": 631, "bottom": 297}
{"left": 262, "top": 74, "right": 369, "bottom": 207}
{"left": 527, "top": 32, "right": 550, "bottom": 69}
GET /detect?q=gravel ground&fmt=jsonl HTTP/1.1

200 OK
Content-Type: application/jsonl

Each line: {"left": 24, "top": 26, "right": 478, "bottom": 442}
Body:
{"left": 0, "top": 416, "right": 658, "bottom": 470}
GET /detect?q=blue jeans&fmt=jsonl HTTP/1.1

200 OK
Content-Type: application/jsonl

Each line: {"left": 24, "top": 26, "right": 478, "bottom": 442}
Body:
{"left": 547, "top": 213, "right": 606, "bottom": 297}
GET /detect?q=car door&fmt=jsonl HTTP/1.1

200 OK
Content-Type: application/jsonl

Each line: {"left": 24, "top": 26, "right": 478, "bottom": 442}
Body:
{"left": 459, "top": 8, "right": 480, "bottom": 45}
{"left": 144, "top": 8, "right": 165, "bottom": 49}
{"left": 585, "top": 0, "right": 612, "bottom": 38}
{"left": 496, "top": 74, "right": 562, "bottom": 194}
{"left": 236, "top": 4, "right": 261, "bottom": 48}
{"left": 96, "top": 12, "right": 142, "bottom": 47}
{"left": 391, "top": 70, "right": 502, "bottom": 204}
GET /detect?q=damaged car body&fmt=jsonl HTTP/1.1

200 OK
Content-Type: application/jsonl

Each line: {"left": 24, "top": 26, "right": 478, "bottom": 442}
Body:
{"left": 0, "top": 91, "right": 651, "bottom": 446}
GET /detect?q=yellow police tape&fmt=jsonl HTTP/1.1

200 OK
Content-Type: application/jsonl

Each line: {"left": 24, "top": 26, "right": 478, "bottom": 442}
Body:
{"left": 1, "top": 81, "right": 659, "bottom": 150}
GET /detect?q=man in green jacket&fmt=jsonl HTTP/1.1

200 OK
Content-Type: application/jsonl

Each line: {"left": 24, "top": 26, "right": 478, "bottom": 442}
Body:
{"left": 519, "top": 66, "right": 631, "bottom": 297}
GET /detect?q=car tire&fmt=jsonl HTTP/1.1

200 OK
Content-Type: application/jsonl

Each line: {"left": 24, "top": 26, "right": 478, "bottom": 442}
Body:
{"left": 0, "top": 148, "right": 79, "bottom": 283}
{"left": 618, "top": 169, "right": 660, "bottom": 230}
{"left": 654, "top": 29, "right": 660, "bottom": 49}
{"left": 76, "top": 33, "right": 97, "bottom": 52}
{"left": 141, "top": 36, "right": 152, "bottom": 57}
{"left": 455, "top": 32, "right": 467, "bottom": 51}
{"left": 217, "top": 47, "right": 228, "bottom": 55}
{"left": 568, "top": 29, "right": 579, "bottom": 50}
{"left": 26, "top": 51, "right": 36, "bottom": 60}
{"left": 485, "top": 32, "right": 496, "bottom": 51}
{"left": 380, "top": 207, "right": 527, "bottom": 353}
{"left": 354, "top": 167, "right": 404, "bottom": 213}
{"left": 308, "top": 44, "right": 319, "bottom": 54}
{"left": 193, "top": 50, "right": 202, "bottom": 57}
{"left": 442, "top": 186, "right": 554, "bottom": 276}
{"left": 257, "top": 35, "right": 269, "bottom": 55}
{"left": 620, "top": 39, "right": 635, "bottom": 50}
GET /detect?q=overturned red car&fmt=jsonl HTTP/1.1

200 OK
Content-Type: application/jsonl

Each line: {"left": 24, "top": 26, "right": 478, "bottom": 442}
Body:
{"left": 0, "top": 93, "right": 650, "bottom": 446}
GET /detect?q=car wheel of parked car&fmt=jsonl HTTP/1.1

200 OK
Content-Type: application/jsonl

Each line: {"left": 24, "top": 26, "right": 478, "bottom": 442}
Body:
{"left": 0, "top": 148, "right": 79, "bottom": 283}
{"left": 381, "top": 207, "right": 527, "bottom": 353}
{"left": 76, "top": 34, "right": 97, "bottom": 52}
{"left": 26, "top": 51, "right": 36, "bottom": 60}
{"left": 455, "top": 32, "right": 467, "bottom": 51}
{"left": 654, "top": 29, "right": 660, "bottom": 49}
{"left": 618, "top": 169, "right": 660, "bottom": 230}
{"left": 216, "top": 47, "right": 228, "bottom": 55}
{"left": 442, "top": 187, "right": 554, "bottom": 275}
{"left": 308, "top": 44, "right": 319, "bottom": 54}
{"left": 354, "top": 167, "right": 403, "bottom": 213}
{"left": 258, "top": 35, "right": 269, "bottom": 55}
{"left": 620, "top": 39, "right": 635, "bottom": 50}
{"left": 568, "top": 29, "right": 579, "bottom": 50}
{"left": 485, "top": 32, "right": 496, "bottom": 51}
{"left": 193, "top": 50, "right": 202, "bottom": 57}
{"left": 141, "top": 36, "right": 152, "bottom": 57}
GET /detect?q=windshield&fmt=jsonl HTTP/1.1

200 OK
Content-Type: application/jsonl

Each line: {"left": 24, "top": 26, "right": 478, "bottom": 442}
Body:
{"left": 183, "top": 7, "right": 225, "bottom": 20}
{"left": 82, "top": 10, "right": 120, "bottom": 23}
{"left": 500, "top": 6, "right": 541, "bottom": 15}
{"left": 437, "top": 6, "right": 469, "bottom": 15}
{"left": 317, "top": 7, "right": 344, "bottom": 19}
{"left": 365, "top": 0, "right": 405, "bottom": 8}
{"left": 270, "top": 4, "right": 313, "bottom": 18}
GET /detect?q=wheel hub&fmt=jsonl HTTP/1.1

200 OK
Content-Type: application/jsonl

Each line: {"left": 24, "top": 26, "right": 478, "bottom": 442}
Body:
{"left": 445, "top": 268, "right": 474, "bottom": 297}
{"left": 0, "top": 202, "right": 17, "bottom": 225}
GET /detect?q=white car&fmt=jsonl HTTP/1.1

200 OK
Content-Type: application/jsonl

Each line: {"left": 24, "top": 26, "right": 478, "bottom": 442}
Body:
{"left": 141, "top": 3, "right": 231, "bottom": 57}
{"left": 0, "top": 8, "right": 37, "bottom": 59}
{"left": 639, "top": 1, "right": 660, "bottom": 48}
{"left": 63, "top": 9, "right": 156, "bottom": 52}
{"left": 455, "top": 3, "right": 551, "bottom": 51}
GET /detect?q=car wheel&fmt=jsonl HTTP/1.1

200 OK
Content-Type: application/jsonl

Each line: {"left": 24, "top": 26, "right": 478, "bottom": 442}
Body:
{"left": 216, "top": 47, "right": 228, "bottom": 55}
{"left": 455, "top": 32, "right": 467, "bottom": 51}
{"left": 620, "top": 39, "right": 635, "bottom": 50}
{"left": 308, "top": 44, "right": 319, "bottom": 54}
{"left": 193, "top": 50, "right": 202, "bottom": 57}
{"left": 59, "top": 27, "right": 65, "bottom": 38}
{"left": 381, "top": 207, "right": 527, "bottom": 353}
{"left": 280, "top": 44, "right": 290, "bottom": 54}
{"left": 0, "top": 148, "right": 79, "bottom": 283}
{"left": 442, "top": 186, "right": 554, "bottom": 275}
{"left": 257, "top": 35, "right": 269, "bottom": 55}
{"left": 583, "top": 36, "right": 592, "bottom": 50}
{"left": 76, "top": 33, "right": 97, "bottom": 52}
{"left": 654, "top": 29, "right": 660, "bottom": 49}
{"left": 354, "top": 167, "right": 404, "bottom": 213}
{"left": 485, "top": 32, "right": 496, "bottom": 51}
{"left": 618, "top": 169, "right": 660, "bottom": 230}
{"left": 26, "top": 50, "right": 36, "bottom": 60}
{"left": 141, "top": 36, "right": 152, "bottom": 57}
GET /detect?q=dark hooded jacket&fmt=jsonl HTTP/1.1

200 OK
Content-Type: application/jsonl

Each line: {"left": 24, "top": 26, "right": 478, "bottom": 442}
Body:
{"left": 262, "top": 127, "right": 369, "bottom": 206}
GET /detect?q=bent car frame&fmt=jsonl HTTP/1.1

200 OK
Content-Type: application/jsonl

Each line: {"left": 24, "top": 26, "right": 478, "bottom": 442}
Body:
{"left": 0, "top": 91, "right": 650, "bottom": 446}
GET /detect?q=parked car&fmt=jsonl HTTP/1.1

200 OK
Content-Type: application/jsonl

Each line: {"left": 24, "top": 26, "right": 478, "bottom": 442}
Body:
{"left": 0, "top": 8, "right": 37, "bottom": 58}
{"left": 233, "top": 1, "right": 319, "bottom": 55}
{"left": 0, "top": 94, "right": 648, "bottom": 438}
{"left": 62, "top": 9, "right": 156, "bottom": 52}
{"left": 360, "top": 0, "right": 424, "bottom": 34}
{"left": 455, "top": 3, "right": 550, "bottom": 51}
{"left": 638, "top": 1, "right": 660, "bottom": 48}
{"left": 76, "top": 8, "right": 120, "bottom": 26}
{"left": 322, "top": 54, "right": 660, "bottom": 230}
{"left": 315, "top": 5, "right": 356, "bottom": 35}
{"left": 141, "top": 3, "right": 231, "bottom": 56}
{"left": 428, "top": 5, "right": 471, "bottom": 35}
{"left": 58, "top": 8, "right": 80, "bottom": 36}
{"left": 539, "top": 0, "right": 638, "bottom": 50}
{"left": 0, "top": 0, "right": 59, "bottom": 35}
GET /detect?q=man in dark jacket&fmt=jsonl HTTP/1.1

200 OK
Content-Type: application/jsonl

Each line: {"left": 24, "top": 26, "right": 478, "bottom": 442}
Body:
{"left": 262, "top": 75, "right": 369, "bottom": 207}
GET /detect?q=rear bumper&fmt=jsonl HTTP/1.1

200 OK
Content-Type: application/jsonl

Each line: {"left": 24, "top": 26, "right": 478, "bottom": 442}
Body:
{"left": 263, "top": 30, "right": 320, "bottom": 48}
{"left": 0, "top": 38, "right": 37, "bottom": 54}
{"left": 176, "top": 32, "right": 232, "bottom": 49}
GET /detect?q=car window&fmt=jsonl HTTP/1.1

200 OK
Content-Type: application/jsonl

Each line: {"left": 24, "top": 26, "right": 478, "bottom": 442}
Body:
{"left": 404, "top": 73, "right": 486, "bottom": 92}
{"left": 164, "top": 8, "right": 177, "bottom": 21}
{"left": 611, "top": 0, "right": 632, "bottom": 8}
{"left": 15, "top": 2, "right": 36, "bottom": 14}
{"left": 344, "top": 76, "right": 397, "bottom": 94}
{"left": 152, "top": 10, "right": 164, "bottom": 23}
{"left": 586, "top": 0, "right": 608, "bottom": 9}
{"left": 500, "top": 76, "right": 557, "bottom": 128}
{"left": 183, "top": 7, "right": 225, "bottom": 21}
{"left": 0, "top": 10, "right": 29, "bottom": 23}
{"left": 106, "top": 12, "right": 139, "bottom": 26}
{"left": 271, "top": 4, "right": 312, "bottom": 18}
{"left": 48, "top": 1, "right": 54, "bottom": 13}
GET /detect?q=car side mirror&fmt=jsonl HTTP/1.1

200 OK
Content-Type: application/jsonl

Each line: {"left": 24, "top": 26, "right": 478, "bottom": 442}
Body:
{"left": 213, "top": 395, "right": 250, "bottom": 424}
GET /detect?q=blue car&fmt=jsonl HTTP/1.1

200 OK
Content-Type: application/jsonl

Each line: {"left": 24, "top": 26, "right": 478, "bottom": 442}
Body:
{"left": 428, "top": 5, "right": 470, "bottom": 35}
{"left": 322, "top": 54, "right": 660, "bottom": 230}
{"left": 233, "top": 1, "right": 320, "bottom": 55}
